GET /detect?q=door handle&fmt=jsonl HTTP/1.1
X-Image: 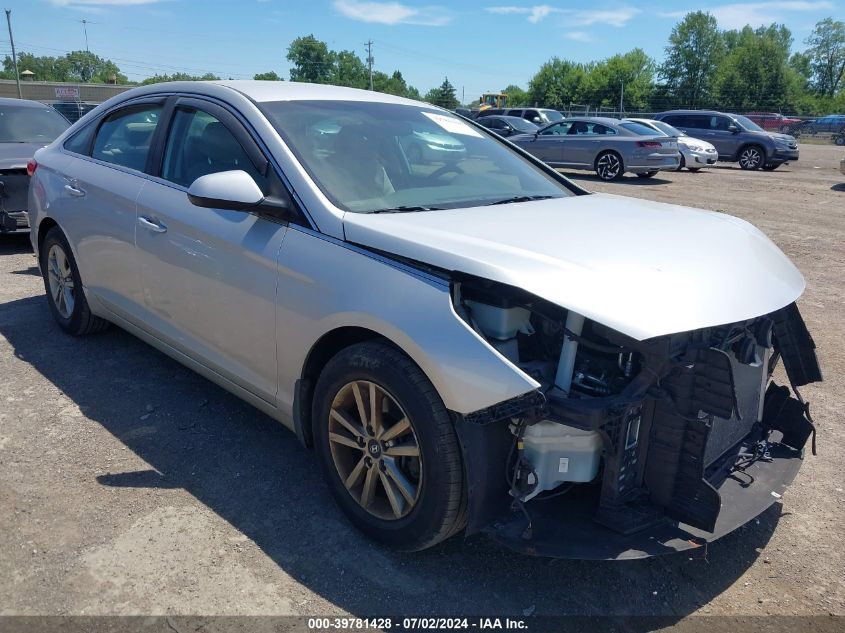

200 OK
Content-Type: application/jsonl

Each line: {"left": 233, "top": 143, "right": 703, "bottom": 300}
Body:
{"left": 138, "top": 216, "right": 167, "bottom": 233}
{"left": 64, "top": 184, "right": 86, "bottom": 197}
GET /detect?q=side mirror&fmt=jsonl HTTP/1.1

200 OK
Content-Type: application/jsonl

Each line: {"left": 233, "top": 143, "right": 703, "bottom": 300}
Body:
{"left": 188, "top": 170, "right": 264, "bottom": 211}
{"left": 532, "top": 117, "right": 542, "bottom": 124}
{"left": 728, "top": 124, "right": 739, "bottom": 133}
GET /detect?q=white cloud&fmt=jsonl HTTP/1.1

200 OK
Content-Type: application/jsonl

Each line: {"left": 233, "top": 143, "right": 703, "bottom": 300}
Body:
{"left": 333, "top": 0, "right": 451, "bottom": 26}
{"left": 485, "top": 5, "right": 640, "bottom": 27}
{"left": 564, "top": 31, "right": 593, "bottom": 42}
{"left": 658, "top": 2, "right": 833, "bottom": 29}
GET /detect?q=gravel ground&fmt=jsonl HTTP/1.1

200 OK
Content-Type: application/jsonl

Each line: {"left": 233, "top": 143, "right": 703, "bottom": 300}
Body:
{"left": 1, "top": 144, "right": 843, "bottom": 620}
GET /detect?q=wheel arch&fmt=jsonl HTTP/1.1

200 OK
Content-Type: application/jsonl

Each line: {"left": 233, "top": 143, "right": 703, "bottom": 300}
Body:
{"left": 737, "top": 141, "right": 768, "bottom": 161}
{"left": 35, "top": 216, "right": 60, "bottom": 269}
{"left": 294, "top": 326, "right": 426, "bottom": 449}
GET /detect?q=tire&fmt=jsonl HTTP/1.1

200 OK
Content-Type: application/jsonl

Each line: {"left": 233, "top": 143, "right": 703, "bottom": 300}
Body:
{"left": 312, "top": 341, "right": 466, "bottom": 551}
{"left": 595, "top": 151, "right": 624, "bottom": 181}
{"left": 738, "top": 145, "right": 764, "bottom": 170}
{"left": 835, "top": 136, "right": 845, "bottom": 147}
{"left": 676, "top": 155, "right": 686, "bottom": 172}
{"left": 780, "top": 125, "right": 790, "bottom": 133}
{"left": 688, "top": 167, "right": 701, "bottom": 173}
{"left": 39, "top": 226, "right": 110, "bottom": 336}
{"left": 636, "top": 171, "right": 657, "bottom": 179}
{"left": 762, "top": 163, "right": 781, "bottom": 171}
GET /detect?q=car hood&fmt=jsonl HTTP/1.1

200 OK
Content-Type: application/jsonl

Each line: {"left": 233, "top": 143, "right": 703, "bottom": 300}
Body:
{"left": 679, "top": 136, "right": 715, "bottom": 151}
{"left": 0, "top": 143, "right": 46, "bottom": 170}
{"left": 767, "top": 132, "right": 797, "bottom": 143}
{"left": 343, "top": 193, "right": 805, "bottom": 341}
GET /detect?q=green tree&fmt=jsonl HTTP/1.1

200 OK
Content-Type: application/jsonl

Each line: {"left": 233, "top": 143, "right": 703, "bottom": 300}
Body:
{"left": 501, "top": 84, "right": 528, "bottom": 107}
{"left": 140, "top": 72, "right": 219, "bottom": 85}
{"left": 331, "top": 50, "right": 368, "bottom": 88}
{"left": 805, "top": 18, "right": 845, "bottom": 97}
{"left": 287, "top": 35, "right": 334, "bottom": 83}
{"left": 1, "top": 50, "right": 127, "bottom": 83}
{"left": 659, "top": 11, "right": 725, "bottom": 108}
{"left": 714, "top": 24, "right": 793, "bottom": 110}
{"left": 582, "top": 48, "right": 655, "bottom": 110}
{"left": 425, "top": 77, "right": 459, "bottom": 109}
{"left": 527, "top": 58, "right": 588, "bottom": 109}
{"left": 254, "top": 71, "right": 282, "bottom": 81}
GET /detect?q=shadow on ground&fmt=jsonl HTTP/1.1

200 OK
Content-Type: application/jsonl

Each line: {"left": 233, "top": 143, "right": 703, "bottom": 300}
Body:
{"left": 0, "top": 294, "right": 784, "bottom": 622}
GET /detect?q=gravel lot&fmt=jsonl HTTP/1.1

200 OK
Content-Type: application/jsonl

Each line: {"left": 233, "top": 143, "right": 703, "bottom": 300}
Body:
{"left": 1, "top": 143, "right": 843, "bottom": 620}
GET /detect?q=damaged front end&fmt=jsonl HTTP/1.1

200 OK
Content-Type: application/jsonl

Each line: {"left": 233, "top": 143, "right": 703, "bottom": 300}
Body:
{"left": 452, "top": 278, "right": 822, "bottom": 560}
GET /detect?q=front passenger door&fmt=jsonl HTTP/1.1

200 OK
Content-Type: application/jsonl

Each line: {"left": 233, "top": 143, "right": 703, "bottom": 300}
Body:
{"left": 135, "top": 98, "right": 290, "bottom": 403}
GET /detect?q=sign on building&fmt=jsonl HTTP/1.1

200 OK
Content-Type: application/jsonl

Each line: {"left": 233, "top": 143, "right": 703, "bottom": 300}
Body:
{"left": 55, "top": 86, "right": 80, "bottom": 100}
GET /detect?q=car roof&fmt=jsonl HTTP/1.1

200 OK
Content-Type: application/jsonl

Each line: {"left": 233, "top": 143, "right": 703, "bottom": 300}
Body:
{"left": 215, "top": 80, "right": 424, "bottom": 106}
{"left": 659, "top": 109, "right": 726, "bottom": 115}
{"left": 0, "top": 97, "right": 55, "bottom": 109}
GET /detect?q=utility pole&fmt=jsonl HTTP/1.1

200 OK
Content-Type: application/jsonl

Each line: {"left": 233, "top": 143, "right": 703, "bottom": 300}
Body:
{"left": 81, "top": 19, "right": 90, "bottom": 52}
{"left": 5, "top": 10, "right": 22, "bottom": 99}
{"left": 365, "top": 40, "right": 373, "bottom": 91}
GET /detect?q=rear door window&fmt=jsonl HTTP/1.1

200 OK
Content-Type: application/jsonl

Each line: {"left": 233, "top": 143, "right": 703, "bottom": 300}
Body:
{"left": 92, "top": 104, "right": 162, "bottom": 172}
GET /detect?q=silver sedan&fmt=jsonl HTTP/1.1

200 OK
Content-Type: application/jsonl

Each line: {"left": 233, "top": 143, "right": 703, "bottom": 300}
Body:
{"left": 510, "top": 117, "right": 680, "bottom": 181}
{"left": 27, "top": 81, "right": 820, "bottom": 559}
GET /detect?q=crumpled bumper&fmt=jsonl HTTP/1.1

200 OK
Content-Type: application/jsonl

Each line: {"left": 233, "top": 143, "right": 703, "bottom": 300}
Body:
{"left": 484, "top": 427, "right": 802, "bottom": 560}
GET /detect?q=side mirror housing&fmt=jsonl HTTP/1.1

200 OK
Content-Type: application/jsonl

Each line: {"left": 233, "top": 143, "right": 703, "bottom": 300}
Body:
{"left": 188, "top": 170, "right": 265, "bottom": 211}
{"left": 728, "top": 124, "right": 739, "bottom": 133}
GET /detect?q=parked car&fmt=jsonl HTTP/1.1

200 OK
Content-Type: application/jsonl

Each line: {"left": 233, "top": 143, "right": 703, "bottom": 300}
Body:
{"left": 654, "top": 110, "right": 799, "bottom": 170}
{"left": 624, "top": 118, "right": 717, "bottom": 171}
{"left": 28, "top": 81, "right": 820, "bottom": 559}
{"left": 476, "top": 114, "right": 539, "bottom": 137}
{"left": 50, "top": 101, "right": 99, "bottom": 124}
{"left": 476, "top": 107, "right": 564, "bottom": 125}
{"left": 745, "top": 112, "right": 803, "bottom": 133}
{"left": 510, "top": 117, "right": 680, "bottom": 180}
{"left": 0, "top": 97, "right": 70, "bottom": 234}
{"left": 796, "top": 115, "right": 845, "bottom": 145}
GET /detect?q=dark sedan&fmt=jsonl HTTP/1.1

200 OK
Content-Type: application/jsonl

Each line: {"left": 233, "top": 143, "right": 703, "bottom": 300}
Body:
{"left": 0, "top": 98, "right": 70, "bottom": 234}
{"left": 476, "top": 115, "right": 539, "bottom": 137}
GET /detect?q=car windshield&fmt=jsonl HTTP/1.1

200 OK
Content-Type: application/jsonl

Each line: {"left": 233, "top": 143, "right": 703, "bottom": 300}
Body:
{"left": 261, "top": 100, "right": 572, "bottom": 213}
{"left": 733, "top": 115, "right": 766, "bottom": 133}
{"left": 647, "top": 120, "right": 684, "bottom": 137}
{"left": 0, "top": 105, "right": 70, "bottom": 143}
{"left": 619, "top": 121, "right": 659, "bottom": 136}
{"left": 505, "top": 117, "right": 538, "bottom": 132}
{"left": 543, "top": 110, "right": 564, "bottom": 122}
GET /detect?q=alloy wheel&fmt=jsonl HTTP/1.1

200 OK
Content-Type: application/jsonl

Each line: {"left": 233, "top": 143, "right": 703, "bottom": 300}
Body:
{"left": 739, "top": 147, "right": 762, "bottom": 169}
{"left": 596, "top": 153, "right": 621, "bottom": 180}
{"left": 47, "top": 243, "right": 75, "bottom": 319}
{"left": 327, "top": 380, "right": 422, "bottom": 520}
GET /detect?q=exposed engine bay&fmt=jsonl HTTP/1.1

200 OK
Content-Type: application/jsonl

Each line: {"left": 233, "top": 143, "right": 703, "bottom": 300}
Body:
{"left": 451, "top": 275, "right": 822, "bottom": 556}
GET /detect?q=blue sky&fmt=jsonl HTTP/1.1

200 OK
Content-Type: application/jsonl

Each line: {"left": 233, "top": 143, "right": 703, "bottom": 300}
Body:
{"left": 1, "top": 1, "right": 840, "bottom": 100}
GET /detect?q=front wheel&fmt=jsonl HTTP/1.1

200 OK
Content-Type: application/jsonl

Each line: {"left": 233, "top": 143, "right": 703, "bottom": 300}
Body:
{"left": 738, "top": 145, "right": 764, "bottom": 170}
{"left": 762, "top": 163, "right": 781, "bottom": 171}
{"left": 637, "top": 171, "right": 658, "bottom": 179}
{"left": 835, "top": 135, "right": 845, "bottom": 147}
{"left": 595, "top": 151, "right": 624, "bottom": 181}
{"left": 313, "top": 341, "right": 466, "bottom": 551}
{"left": 40, "top": 226, "right": 109, "bottom": 336}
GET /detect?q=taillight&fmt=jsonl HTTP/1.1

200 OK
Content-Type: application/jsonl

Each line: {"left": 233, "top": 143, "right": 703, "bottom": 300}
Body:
{"left": 636, "top": 141, "right": 662, "bottom": 149}
{"left": 26, "top": 159, "right": 37, "bottom": 177}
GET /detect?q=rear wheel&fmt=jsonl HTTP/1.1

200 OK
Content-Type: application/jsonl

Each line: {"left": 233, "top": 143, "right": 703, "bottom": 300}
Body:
{"left": 762, "top": 163, "right": 782, "bottom": 171}
{"left": 738, "top": 145, "right": 764, "bottom": 170}
{"left": 688, "top": 167, "right": 701, "bottom": 173}
{"left": 595, "top": 151, "right": 623, "bottom": 181}
{"left": 313, "top": 341, "right": 466, "bottom": 550}
{"left": 40, "top": 226, "right": 109, "bottom": 336}
{"left": 835, "top": 135, "right": 845, "bottom": 147}
{"left": 637, "top": 171, "right": 658, "bottom": 179}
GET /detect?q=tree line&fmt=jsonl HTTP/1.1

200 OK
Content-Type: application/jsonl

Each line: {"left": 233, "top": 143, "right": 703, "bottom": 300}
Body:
{"left": 2, "top": 12, "right": 842, "bottom": 115}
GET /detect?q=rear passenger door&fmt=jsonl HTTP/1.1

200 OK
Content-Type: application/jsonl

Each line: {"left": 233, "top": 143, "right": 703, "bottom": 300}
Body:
{"left": 61, "top": 99, "right": 165, "bottom": 320}
{"left": 134, "top": 97, "right": 291, "bottom": 403}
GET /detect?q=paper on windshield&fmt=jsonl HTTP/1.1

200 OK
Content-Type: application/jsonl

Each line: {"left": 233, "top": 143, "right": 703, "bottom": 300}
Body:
{"left": 422, "top": 112, "right": 483, "bottom": 138}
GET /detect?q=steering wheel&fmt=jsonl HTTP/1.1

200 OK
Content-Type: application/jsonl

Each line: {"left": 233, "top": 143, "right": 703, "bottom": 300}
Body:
{"left": 428, "top": 163, "right": 464, "bottom": 180}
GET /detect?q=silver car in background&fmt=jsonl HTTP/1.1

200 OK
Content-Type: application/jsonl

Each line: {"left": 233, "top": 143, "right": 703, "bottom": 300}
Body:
{"left": 509, "top": 117, "right": 680, "bottom": 181}
{"left": 27, "top": 81, "right": 821, "bottom": 560}
{"left": 624, "top": 118, "right": 718, "bottom": 172}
